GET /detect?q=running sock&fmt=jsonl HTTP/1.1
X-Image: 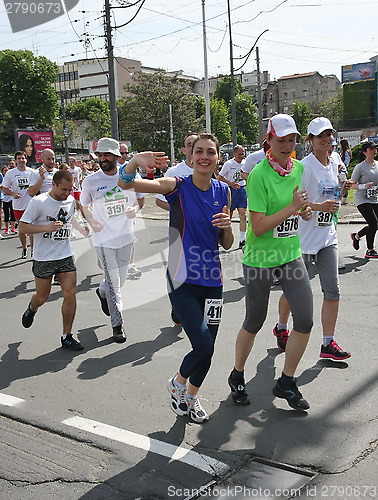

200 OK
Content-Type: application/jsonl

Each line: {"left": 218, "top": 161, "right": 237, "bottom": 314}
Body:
{"left": 62, "top": 334, "right": 70, "bottom": 340}
{"left": 173, "top": 377, "right": 186, "bottom": 389}
{"left": 277, "top": 322, "right": 288, "bottom": 331}
{"left": 322, "top": 335, "right": 334, "bottom": 347}
{"left": 239, "top": 231, "right": 246, "bottom": 241}
{"left": 231, "top": 368, "right": 244, "bottom": 381}
{"left": 279, "top": 372, "right": 294, "bottom": 387}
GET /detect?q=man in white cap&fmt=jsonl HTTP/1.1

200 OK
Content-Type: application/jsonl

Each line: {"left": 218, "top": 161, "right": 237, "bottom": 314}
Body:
{"left": 81, "top": 137, "right": 144, "bottom": 343}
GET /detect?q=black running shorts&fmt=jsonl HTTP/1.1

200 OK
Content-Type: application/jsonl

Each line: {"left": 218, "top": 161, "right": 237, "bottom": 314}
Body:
{"left": 32, "top": 256, "right": 76, "bottom": 279}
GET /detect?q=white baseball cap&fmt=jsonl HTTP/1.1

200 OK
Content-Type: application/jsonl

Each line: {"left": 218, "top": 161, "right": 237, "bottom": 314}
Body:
{"left": 95, "top": 137, "right": 121, "bottom": 157}
{"left": 267, "top": 114, "right": 299, "bottom": 137}
{"left": 307, "top": 117, "right": 335, "bottom": 136}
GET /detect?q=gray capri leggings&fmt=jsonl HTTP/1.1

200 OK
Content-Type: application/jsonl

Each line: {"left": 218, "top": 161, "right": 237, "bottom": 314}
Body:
{"left": 303, "top": 244, "right": 339, "bottom": 301}
{"left": 243, "top": 257, "right": 313, "bottom": 334}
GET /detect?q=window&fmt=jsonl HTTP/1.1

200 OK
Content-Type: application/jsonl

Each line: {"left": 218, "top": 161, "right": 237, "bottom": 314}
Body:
{"left": 293, "top": 92, "right": 296, "bottom": 98}
{"left": 284, "top": 92, "right": 288, "bottom": 98}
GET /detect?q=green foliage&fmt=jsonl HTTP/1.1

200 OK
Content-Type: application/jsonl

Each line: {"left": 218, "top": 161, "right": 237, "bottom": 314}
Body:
{"left": 0, "top": 49, "right": 59, "bottom": 141}
{"left": 65, "top": 97, "right": 111, "bottom": 139}
{"left": 118, "top": 70, "right": 202, "bottom": 155}
{"left": 290, "top": 101, "right": 312, "bottom": 136}
{"left": 318, "top": 90, "right": 343, "bottom": 129}
{"left": 212, "top": 76, "right": 244, "bottom": 105}
{"left": 235, "top": 94, "right": 258, "bottom": 144}
{"left": 53, "top": 120, "right": 80, "bottom": 151}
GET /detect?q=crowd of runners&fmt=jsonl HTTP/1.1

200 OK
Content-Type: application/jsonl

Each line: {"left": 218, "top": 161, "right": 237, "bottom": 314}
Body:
{"left": 1, "top": 114, "right": 378, "bottom": 423}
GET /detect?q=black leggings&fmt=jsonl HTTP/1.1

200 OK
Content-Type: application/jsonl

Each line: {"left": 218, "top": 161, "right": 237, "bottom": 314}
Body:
{"left": 357, "top": 203, "right": 378, "bottom": 249}
{"left": 2, "top": 201, "right": 15, "bottom": 222}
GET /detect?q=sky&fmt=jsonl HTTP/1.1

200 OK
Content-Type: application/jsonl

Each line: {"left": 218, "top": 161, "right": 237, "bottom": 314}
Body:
{"left": 1, "top": 0, "right": 378, "bottom": 82}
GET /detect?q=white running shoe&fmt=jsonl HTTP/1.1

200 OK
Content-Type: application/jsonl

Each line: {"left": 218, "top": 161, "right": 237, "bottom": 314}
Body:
{"left": 167, "top": 377, "right": 188, "bottom": 416}
{"left": 186, "top": 394, "right": 209, "bottom": 423}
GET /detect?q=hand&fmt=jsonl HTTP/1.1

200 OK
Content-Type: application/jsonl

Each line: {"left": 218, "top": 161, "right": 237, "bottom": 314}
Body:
{"left": 91, "top": 219, "right": 104, "bottom": 232}
{"left": 14, "top": 192, "right": 21, "bottom": 199}
{"left": 292, "top": 186, "right": 309, "bottom": 211}
{"left": 79, "top": 225, "right": 90, "bottom": 237}
{"left": 125, "top": 206, "right": 137, "bottom": 218}
{"left": 299, "top": 205, "right": 312, "bottom": 221}
{"left": 344, "top": 180, "right": 353, "bottom": 191}
{"left": 212, "top": 206, "right": 231, "bottom": 229}
{"left": 320, "top": 199, "right": 339, "bottom": 213}
{"left": 134, "top": 152, "right": 169, "bottom": 173}
{"left": 366, "top": 182, "right": 374, "bottom": 189}
{"left": 230, "top": 182, "right": 240, "bottom": 189}
{"left": 38, "top": 166, "right": 46, "bottom": 177}
{"left": 46, "top": 220, "right": 63, "bottom": 232}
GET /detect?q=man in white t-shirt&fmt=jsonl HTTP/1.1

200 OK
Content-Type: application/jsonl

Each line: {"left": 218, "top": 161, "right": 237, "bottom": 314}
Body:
{"left": 29, "top": 148, "right": 58, "bottom": 196}
{"left": 155, "top": 133, "right": 198, "bottom": 211}
{"left": 217, "top": 144, "right": 247, "bottom": 249}
{"left": 81, "top": 137, "right": 144, "bottom": 343}
{"left": 19, "top": 170, "right": 89, "bottom": 351}
{"left": 2, "top": 151, "right": 35, "bottom": 258}
{"left": 117, "top": 142, "right": 145, "bottom": 279}
{"left": 241, "top": 147, "right": 266, "bottom": 180}
{"left": 154, "top": 133, "right": 198, "bottom": 325}
{"left": 68, "top": 157, "right": 84, "bottom": 213}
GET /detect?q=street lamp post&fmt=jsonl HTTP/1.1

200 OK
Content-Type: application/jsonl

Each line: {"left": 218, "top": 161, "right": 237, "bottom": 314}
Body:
{"left": 227, "top": 0, "right": 237, "bottom": 146}
{"left": 60, "top": 93, "right": 69, "bottom": 163}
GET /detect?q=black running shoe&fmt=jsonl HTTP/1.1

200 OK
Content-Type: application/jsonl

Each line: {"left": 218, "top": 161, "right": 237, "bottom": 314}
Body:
{"left": 21, "top": 248, "right": 27, "bottom": 259}
{"left": 22, "top": 304, "right": 36, "bottom": 328}
{"left": 228, "top": 374, "right": 250, "bottom": 405}
{"left": 365, "top": 249, "right": 378, "bottom": 259}
{"left": 61, "top": 334, "right": 84, "bottom": 351}
{"left": 238, "top": 240, "right": 245, "bottom": 252}
{"left": 350, "top": 233, "right": 360, "bottom": 251}
{"left": 171, "top": 309, "right": 181, "bottom": 326}
{"left": 112, "top": 325, "right": 127, "bottom": 343}
{"left": 96, "top": 288, "right": 110, "bottom": 316}
{"left": 272, "top": 379, "right": 309, "bottom": 411}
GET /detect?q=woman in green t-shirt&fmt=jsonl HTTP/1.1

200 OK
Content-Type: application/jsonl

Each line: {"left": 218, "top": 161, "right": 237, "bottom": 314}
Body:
{"left": 228, "top": 114, "right": 314, "bottom": 411}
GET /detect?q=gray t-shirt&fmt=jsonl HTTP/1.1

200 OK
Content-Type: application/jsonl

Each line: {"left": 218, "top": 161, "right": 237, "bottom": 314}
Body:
{"left": 351, "top": 160, "right": 378, "bottom": 206}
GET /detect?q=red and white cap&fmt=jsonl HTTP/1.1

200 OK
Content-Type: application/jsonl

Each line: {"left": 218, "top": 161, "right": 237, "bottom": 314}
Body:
{"left": 267, "top": 114, "right": 299, "bottom": 137}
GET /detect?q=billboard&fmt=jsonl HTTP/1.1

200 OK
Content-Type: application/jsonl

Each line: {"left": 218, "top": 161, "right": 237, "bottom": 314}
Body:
{"left": 342, "top": 62, "right": 376, "bottom": 84}
{"left": 15, "top": 130, "right": 54, "bottom": 167}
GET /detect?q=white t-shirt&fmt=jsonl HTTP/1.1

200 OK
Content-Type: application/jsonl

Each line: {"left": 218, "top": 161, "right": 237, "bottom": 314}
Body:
{"left": 81, "top": 170, "right": 140, "bottom": 249}
{"left": 156, "top": 160, "right": 193, "bottom": 202}
{"left": 20, "top": 192, "right": 76, "bottom": 261}
{"left": 298, "top": 153, "right": 338, "bottom": 254}
{"left": 30, "top": 168, "right": 58, "bottom": 194}
{"left": 2, "top": 167, "right": 34, "bottom": 211}
{"left": 69, "top": 166, "right": 82, "bottom": 192}
{"left": 219, "top": 158, "right": 245, "bottom": 187}
{"left": 242, "top": 149, "right": 266, "bottom": 175}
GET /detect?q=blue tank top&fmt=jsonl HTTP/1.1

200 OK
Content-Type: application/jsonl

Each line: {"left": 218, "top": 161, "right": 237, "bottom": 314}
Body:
{"left": 165, "top": 175, "right": 229, "bottom": 287}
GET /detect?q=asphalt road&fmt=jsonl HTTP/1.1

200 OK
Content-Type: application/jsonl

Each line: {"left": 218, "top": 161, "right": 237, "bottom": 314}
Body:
{"left": 0, "top": 215, "right": 377, "bottom": 500}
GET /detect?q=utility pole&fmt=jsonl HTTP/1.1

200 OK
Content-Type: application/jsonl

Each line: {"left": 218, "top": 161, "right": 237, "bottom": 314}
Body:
{"left": 104, "top": 0, "right": 119, "bottom": 140}
{"left": 227, "top": 0, "right": 237, "bottom": 146}
{"left": 169, "top": 104, "right": 175, "bottom": 165}
{"left": 201, "top": 0, "right": 211, "bottom": 133}
{"left": 60, "top": 94, "right": 69, "bottom": 163}
{"left": 256, "top": 46, "right": 264, "bottom": 145}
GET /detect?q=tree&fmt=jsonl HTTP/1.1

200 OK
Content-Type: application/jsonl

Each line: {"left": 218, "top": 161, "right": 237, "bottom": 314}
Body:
{"left": 195, "top": 96, "right": 231, "bottom": 144}
{"left": 212, "top": 76, "right": 244, "bottom": 105}
{"left": 235, "top": 94, "right": 258, "bottom": 144}
{"left": 0, "top": 50, "right": 59, "bottom": 142}
{"left": 290, "top": 102, "right": 312, "bottom": 136}
{"left": 66, "top": 97, "right": 111, "bottom": 140}
{"left": 318, "top": 90, "right": 343, "bottom": 130}
{"left": 118, "top": 71, "right": 202, "bottom": 156}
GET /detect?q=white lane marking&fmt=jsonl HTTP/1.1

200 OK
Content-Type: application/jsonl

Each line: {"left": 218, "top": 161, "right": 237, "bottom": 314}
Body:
{"left": 0, "top": 393, "right": 25, "bottom": 407}
{"left": 63, "top": 416, "right": 229, "bottom": 475}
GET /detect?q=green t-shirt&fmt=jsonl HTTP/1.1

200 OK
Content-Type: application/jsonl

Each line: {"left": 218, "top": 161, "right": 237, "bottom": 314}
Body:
{"left": 242, "top": 158, "right": 304, "bottom": 268}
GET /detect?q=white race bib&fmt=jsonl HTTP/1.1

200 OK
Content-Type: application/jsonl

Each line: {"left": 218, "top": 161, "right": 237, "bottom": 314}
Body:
{"left": 104, "top": 196, "right": 128, "bottom": 219}
{"left": 273, "top": 215, "right": 299, "bottom": 238}
{"left": 52, "top": 223, "right": 72, "bottom": 240}
{"left": 204, "top": 298, "right": 223, "bottom": 325}
{"left": 314, "top": 211, "right": 333, "bottom": 227}
{"left": 17, "top": 177, "right": 29, "bottom": 189}
{"left": 367, "top": 186, "right": 378, "bottom": 200}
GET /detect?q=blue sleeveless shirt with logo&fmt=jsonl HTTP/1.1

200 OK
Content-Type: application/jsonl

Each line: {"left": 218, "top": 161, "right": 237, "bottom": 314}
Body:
{"left": 165, "top": 176, "right": 229, "bottom": 287}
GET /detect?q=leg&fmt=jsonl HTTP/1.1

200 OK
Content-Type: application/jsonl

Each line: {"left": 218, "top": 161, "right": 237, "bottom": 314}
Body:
{"left": 30, "top": 277, "right": 52, "bottom": 311}
{"left": 237, "top": 206, "right": 247, "bottom": 233}
{"left": 357, "top": 204, "right": 378, "bottom": 249}
{"left": 58, "top": 271, "right": 77, "bottom": 335}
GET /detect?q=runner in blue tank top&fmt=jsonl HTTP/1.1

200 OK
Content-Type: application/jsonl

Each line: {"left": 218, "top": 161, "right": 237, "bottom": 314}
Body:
{"left": 118, "top": 134, "right": 233, "bottom": 423}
